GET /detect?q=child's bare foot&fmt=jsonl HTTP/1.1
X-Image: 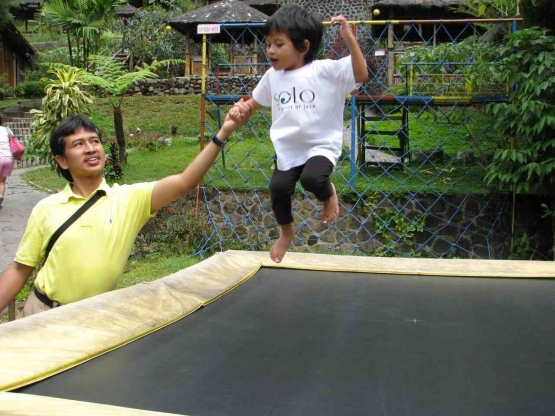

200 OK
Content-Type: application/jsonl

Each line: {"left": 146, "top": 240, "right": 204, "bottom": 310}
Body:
{"left": 322, "top": 183, "right": 339, "bottom": 224}
{"left": 270, "top": 224, "right": 294, "bottom": 263}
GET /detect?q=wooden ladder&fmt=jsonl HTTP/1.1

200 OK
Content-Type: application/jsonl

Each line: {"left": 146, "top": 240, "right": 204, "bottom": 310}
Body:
{"left": 357, "top": 104, "right": 409, "bottom": 169}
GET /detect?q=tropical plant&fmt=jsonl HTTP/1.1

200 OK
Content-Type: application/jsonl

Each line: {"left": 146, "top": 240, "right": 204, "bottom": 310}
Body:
{"left": 44, "top": 56, "right": 183, "bottom": 163}
{"left": 462, "top": 0, "right": 553, "bottom": 30}
{"left": 30, "top": 67, "right": 95, "bottom": 161}
{"left": 467, "top": 0, "right": 534, "bottom": 17}
{"left": 0, "top": 0, "right": 14, "bottom": 29}
{"left": 113, "top": 5, "right": 186, "bottom": 70}
{"left": 395, "top": 36, "right": 499, "bottom": 96}
{"left": 42, "top": 0, "right": 126, "bottom": 66}
{"left": 520, "top": 0, "right": 555, "bottom": 31}
{"left": 483, "top": 28, "right": 555, "bottom": 259}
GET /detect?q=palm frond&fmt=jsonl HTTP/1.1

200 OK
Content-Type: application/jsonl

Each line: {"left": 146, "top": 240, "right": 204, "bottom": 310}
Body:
{"left": 113, "top": 71, "right": 157, "bottom": 96}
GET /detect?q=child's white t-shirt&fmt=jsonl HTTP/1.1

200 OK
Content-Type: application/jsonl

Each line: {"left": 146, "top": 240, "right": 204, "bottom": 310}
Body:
{"left": 252, "top": 56, "right": 359, "bottom": 171}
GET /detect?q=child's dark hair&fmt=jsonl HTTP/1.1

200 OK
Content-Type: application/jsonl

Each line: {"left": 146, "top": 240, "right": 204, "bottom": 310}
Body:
{"left": 264, "top": 5, "right": 323, "bottom": 64}
{"left": 50, "top": 114, "right": 103, "bottom": 182}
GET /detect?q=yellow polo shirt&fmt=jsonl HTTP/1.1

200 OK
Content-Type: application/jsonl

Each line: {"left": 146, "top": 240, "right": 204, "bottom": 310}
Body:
{"left": 15, "top": 179, "right": 156, "bottom": 305}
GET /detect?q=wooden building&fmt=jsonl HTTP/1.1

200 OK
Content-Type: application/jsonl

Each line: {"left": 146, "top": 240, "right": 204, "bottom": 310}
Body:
{"left": 0, "top": 23, "right": 36, "bottom": 87}
{"left": 167, "top": 0, "right": 270, "bottom": 76}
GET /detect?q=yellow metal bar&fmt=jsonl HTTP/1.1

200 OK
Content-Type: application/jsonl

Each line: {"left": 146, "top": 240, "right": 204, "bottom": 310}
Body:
{"left": 322, "top": 18, "right": 521, "bottom": 26}
{"left": 201, "top": 33, "right": 206, "bottom": 94}
{"left": 322, "top": 20, "right": 400, "bottom": 26}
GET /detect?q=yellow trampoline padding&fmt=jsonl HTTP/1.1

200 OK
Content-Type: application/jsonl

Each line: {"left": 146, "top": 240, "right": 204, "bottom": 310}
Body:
{"left": 232, "top": 250, "right": 555, "bottom": 278}
{"left": 0, "top": 392, "right": 185, "bottom": 415}
{"left": 1, "top": 251, "right": 554, "bottom": 393}
{"left": 0, "top": 251, "right": 261, "bottom": 392}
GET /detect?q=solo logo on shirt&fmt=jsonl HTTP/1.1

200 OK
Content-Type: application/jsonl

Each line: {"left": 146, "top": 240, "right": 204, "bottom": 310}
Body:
{"left": 274, "top": 87, "right": 315, "bottom": 105}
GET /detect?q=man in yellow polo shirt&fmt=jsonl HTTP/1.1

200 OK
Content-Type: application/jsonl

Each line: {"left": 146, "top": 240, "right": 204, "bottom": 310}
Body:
{"left": 0, "top": 112, "right": 244, "bottom": 316}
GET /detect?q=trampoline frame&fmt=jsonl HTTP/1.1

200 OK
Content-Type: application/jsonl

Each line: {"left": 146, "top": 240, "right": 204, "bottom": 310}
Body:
{"left": 1, "top": 251, "right": 554, "bottom": 414}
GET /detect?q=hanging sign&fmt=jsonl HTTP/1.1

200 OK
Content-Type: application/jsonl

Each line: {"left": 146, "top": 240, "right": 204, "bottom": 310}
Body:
{"left": 197, "top": 24, "right": 221, "bottom": 34}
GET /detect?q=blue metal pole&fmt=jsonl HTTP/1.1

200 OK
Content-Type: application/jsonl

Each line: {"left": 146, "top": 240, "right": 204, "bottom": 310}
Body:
{"left": 350, "top": 95, "right": 357, "bottom": 187}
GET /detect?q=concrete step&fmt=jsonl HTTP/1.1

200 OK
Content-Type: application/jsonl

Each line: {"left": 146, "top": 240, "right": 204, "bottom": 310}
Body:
{"left": 2, "top": 111, "right": 34, "bottom": 119}
{"left": 17, "top": 99, "right": 41, "bottom": 110}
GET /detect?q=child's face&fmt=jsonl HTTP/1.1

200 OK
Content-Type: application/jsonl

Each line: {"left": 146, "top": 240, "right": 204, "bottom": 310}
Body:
{"left": 265, "top": 31, "right": 307, "bottom": 71}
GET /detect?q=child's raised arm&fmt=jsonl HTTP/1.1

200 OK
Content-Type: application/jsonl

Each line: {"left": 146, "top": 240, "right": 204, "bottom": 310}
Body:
{"left": 330, "top": 15, "right": 369, "bottom": 84}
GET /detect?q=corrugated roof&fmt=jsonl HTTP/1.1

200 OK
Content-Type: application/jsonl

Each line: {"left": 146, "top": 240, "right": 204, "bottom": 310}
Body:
{"left": 168, "top": 0, "right": 269, "bottom": 25}
{"left": 115, "top": 3, "right": 138, "bottom": 17}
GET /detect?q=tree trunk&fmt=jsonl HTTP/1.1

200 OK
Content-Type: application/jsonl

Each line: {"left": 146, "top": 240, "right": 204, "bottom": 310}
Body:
{"left": 551, "top": 193, "right": 555, "bottom": 261}
{"left": 66, "top": 32, "right": 73, "bottom": 66}
{"left": 113, "top": 106, "right": 127, "bottom": 164}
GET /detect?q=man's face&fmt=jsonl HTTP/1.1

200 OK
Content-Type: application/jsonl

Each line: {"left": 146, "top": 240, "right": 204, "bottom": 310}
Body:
{"left": 55, "top": 127, "right": 106, "bottom": 180}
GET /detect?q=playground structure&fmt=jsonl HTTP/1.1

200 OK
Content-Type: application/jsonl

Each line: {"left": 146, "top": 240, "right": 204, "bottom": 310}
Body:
{"left": 188, "top": 18, "right": 526, "bottom": 260}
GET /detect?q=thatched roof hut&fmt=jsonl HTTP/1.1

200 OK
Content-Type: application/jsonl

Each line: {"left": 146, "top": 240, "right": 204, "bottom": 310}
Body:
{"left": 115, "top": 3, "right": 139, "bottom": 19}
{"left": 10, "top": 0, "right": 41, "bottom": 30}
{"left": 167, "top": 0, "right": 270, "bottom": 76}
{"left": 241, "top": 0, "right": 279, "bottom": 17}
{"left": 168, "top": 0, "right": 269, "bottom": 41}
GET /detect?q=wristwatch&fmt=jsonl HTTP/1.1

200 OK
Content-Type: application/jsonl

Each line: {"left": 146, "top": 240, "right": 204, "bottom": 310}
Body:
{"left": 212, "top": 134, "right": 228, "bottom": 148}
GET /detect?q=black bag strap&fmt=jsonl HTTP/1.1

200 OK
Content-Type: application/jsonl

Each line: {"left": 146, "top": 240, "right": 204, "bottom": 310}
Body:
{"left": 44, "top": 190, "right": 106, "bottom": 262}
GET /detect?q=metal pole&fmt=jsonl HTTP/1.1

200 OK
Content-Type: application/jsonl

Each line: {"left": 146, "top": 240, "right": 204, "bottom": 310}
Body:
{"left": 387, "top": 22, "right": 394, "bottom": 87}
{"left": 350, "top": 95, "right": 357, "bottom": 187}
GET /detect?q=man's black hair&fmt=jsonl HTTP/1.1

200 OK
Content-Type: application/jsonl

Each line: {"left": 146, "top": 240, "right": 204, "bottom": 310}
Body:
{"left": 50, "top": 115, "right": 102, "bottom": 182}
{"left": 264, "top": 4, "right": 323, "bottom": 64}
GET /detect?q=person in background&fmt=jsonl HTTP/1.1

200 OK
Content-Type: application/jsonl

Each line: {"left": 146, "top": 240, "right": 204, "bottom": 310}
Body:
{"left": 0, "top": 115, "right": 16, "bottom": 209}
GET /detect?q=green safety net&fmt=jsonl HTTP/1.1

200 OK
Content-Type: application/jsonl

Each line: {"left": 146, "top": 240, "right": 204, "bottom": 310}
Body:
{"left": 191, "top": 19, "right": 517, "bottom": 259}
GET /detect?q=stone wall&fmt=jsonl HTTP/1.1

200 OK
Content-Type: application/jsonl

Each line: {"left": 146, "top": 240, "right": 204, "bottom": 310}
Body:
{"left": 130, "top": 76, "right": 260, "bottom": 96}
{"left": 142, "top": 190, "right": 552, "bottom": 260}
{"left": 131, "top": 62, "right": 388, "bottom": 97}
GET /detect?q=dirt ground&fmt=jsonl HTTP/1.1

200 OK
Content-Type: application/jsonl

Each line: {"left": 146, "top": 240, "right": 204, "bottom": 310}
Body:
{"left": 0, "top": 303, "right": 25, "bottom": 324}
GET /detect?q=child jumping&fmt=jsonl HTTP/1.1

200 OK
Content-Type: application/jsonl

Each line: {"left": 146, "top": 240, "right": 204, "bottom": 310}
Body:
{"left": 230, "top": 5, "right": 368, "bottom": 263}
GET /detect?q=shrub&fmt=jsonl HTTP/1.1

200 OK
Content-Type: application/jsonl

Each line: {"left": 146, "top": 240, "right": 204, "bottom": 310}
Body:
{"left": 14, "top": 80, "right": 49, "bottom": 98}
{"left": 0, "top": 74, "right": 14, "bottom": 99}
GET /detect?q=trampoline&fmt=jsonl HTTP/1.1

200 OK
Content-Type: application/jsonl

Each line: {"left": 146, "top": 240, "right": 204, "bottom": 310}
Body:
{"left": 2, "top": 251, "right": 555, "bottom": 415}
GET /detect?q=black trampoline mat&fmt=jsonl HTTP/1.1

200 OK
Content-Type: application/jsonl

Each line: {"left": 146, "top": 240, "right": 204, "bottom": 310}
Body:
{"left": 18, "top": 268, "right": 555, "bottom": 416}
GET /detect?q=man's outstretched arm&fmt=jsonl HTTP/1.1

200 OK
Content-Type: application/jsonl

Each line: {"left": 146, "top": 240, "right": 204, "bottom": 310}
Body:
{"left": 150, "top": 112, "right": 247, "bottom": 212}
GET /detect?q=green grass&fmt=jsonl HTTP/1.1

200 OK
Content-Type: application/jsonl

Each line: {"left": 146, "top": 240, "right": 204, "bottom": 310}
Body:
{"left": 23, "top": 137, "right": 204, "bottom": 190}
{"left": 17, "top": 20, "right": 66, "bottom": 44}
{"left": 92, "top": 95, "right": 202, "bottom": 138}
{"left": 0, "top": 98, "right": 20, "bottom": 110}
{"left": 363, "top": 108, "right": 497, "bottom": 157}
{"left": 117, "top": 254, "right": 202, "bottom": 289}
{"left": 24, "top": 139, "right": 489, "bottom": 197}
{"left": 22, "top": 96, "right": 493, "bottom": 196}
{"left": 10, "top": 95, "right": 496, "bottom": 314}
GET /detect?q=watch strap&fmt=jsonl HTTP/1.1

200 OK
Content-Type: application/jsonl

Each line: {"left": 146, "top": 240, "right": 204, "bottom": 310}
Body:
{"left": 212, "top": 134, "right": 227, "bottom": 148}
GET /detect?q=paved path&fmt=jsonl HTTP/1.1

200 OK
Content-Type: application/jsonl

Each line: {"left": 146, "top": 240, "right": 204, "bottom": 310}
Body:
{"left": 0, "top": 167, "right": 49, "bottom": 273}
